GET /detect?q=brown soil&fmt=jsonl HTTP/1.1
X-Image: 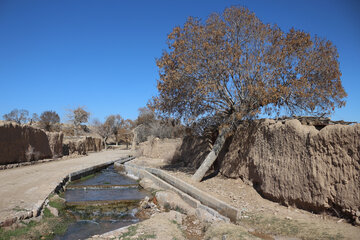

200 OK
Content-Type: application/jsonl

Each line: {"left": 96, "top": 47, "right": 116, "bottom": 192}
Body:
{"left": 136, "top": 205, "right": 207, "bottom": 240}
{"left": 181, "top": 214, "right": 206, "bottom": 240}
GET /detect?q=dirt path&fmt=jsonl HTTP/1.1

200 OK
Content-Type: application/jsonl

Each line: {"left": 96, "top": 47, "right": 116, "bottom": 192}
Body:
{"left": 0, "top": 149, "right": 131, "bottom": 225}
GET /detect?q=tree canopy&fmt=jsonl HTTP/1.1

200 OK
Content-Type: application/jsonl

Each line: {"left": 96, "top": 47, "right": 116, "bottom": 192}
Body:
{"left": 92, "top": 115, "right": 133, "bottom": 148}
{"left": 107, "top": 114, "right": 124, "bottom": 145}
{"left": 67, "top": 106, "right": 90, "bottom": 127}
{"left": 154, "top": 6, "right": 346, "bottom": 128}
{"left": 39, "top": 110, "right": 60, "bottom": 131}
{"left": 3, "top": 109, "right": 29, "bottom": 124}
{"left": 135, "top": 106, "right": 156, "bottom": 126}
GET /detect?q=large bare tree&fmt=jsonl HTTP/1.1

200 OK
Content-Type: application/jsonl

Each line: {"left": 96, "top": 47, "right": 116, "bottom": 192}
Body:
{"left": 154, "top": 7, "right": 347, "bottom": 181}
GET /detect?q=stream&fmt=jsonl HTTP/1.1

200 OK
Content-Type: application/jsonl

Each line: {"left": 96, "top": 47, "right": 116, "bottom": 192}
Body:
{"left": 55, "top": 165, "right": 149, "bottom": 240}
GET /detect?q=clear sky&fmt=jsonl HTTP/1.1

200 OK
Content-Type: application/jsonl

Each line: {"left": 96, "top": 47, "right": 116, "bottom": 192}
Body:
{"left": 0, "top": 0, "right": 359, "bottom": 122}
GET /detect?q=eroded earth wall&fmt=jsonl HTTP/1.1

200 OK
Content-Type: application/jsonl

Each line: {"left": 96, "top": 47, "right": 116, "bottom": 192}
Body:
{"left": 63, "top": 136, "right": 103, "bottom": 155}
{"left": 46, "top": 131, "right": 64, "bottom": 158}
{"left": 220, "top": 119, "right": 360, "bottom": 220}
{"left": 138, "top": 138, "right": 182, "bottom": 160}
{"left": 0, "top": 122, "right": 52, "bottom": 164}
{"left": 84, "top": 136, "right": 103, "bottom": 152}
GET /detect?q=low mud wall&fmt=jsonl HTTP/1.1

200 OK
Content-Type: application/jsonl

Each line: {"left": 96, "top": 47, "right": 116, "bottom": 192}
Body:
{"left": 63, "top": 136, "right": 103, "bottom": 155}
{"left": 137, "top": 138, "right": 182, "bottom": 160}
{"left": 220, "top": 119, "right": 360, "bottom": 221}
{"left": 0, "top": 122, "right": 52, "bottom": 165}
{"left": 84, "top": 136, "right": 103, "bottom": 152}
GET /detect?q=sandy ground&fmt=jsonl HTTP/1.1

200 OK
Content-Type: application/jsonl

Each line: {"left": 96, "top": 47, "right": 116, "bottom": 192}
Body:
{"left": 131, "top": 156, "right": 360, "bottom": 240}
{"left": 0, "top": 149, "right": 131, "bottom": 225}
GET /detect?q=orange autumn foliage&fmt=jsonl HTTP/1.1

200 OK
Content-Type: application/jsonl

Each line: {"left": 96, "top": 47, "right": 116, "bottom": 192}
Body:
{"left": 154, "top": 6, "right": 346, "bottom": 126}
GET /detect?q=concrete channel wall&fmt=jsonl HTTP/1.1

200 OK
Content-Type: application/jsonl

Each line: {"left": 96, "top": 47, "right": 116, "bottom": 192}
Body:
{"left": 56, "top": 156, "right": 135, "bottom": 192}
{"left": 119, "top": 162, "right": 240, "bottom": 222}
{"left": 146, "top": 167, "right": 240, "bottom": 222}
{"left": 68, "top": 157, "right": 135, "bottom": 182}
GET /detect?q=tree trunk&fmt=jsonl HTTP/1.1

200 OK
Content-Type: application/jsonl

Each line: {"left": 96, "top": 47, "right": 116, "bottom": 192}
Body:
{"left": 103, "top": 137, "right": 108, "bottom": 150}
{"left": 74, "top": 125, "right": 78, "bottom": 137}
{"left": 191, "top": 126, "right": 231, "bottom": 182}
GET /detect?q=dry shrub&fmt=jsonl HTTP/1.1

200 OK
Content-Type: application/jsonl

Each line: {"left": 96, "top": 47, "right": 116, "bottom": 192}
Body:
{"left": 25, "top": 145, "right": 40, "bottom": 161}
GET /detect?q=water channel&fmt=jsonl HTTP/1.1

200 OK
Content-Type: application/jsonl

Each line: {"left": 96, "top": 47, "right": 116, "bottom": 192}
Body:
{"left": 55, "top": 165, "right": 150, "bottom": 240}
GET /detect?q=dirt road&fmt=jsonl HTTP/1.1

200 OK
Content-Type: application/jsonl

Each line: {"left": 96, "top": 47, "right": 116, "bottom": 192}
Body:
{"left": 0, "top": 149, "right": 131, "bottom": 225}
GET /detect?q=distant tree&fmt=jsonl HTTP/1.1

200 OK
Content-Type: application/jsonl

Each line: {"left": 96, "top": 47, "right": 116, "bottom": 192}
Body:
{"left": 124, "top": 119, "right": 134, "bottom": 129}
{"left": 99, "top": 115, "right": 133, "bottom": 147}
{"left": 108, "top": 115, "right": 124, "bottom": 145}
{"left": 67, "top": 106, "right": 90, "bottom": 135}
{"left": 92, "top": 117, "right": 115, "bottom": 150}
{"left": 135, "top": 106, "right": 156, "bottom": 126}
{"left": 154, "top": 6, "right": 347, "bottom": 181}
{"left": 29, "top": 113, "right": 39, "bottom": 125}
{"left": 116, "top": 119, "right": 134, "bottom": 149}
{"left": 39, "top": 111, "right": 60, "bottom": 131}
{"left": 3, "top": 109, "right": 29, "bottom": 124}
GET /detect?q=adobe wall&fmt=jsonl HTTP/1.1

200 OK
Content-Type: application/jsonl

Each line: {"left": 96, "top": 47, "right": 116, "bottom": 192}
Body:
{"left": 0, "top": 122, "right": 52, "bottom": 164}
{"left": 220, "top": 119, "right": 360, "bottom": 220}
{"left": 137, "top": 138, "right": 182, "bottom": 160}
{"left": 46, "top": 131, "right": 64, "bottom": 158}
{"left": 63, "top": 136, "right": 103, "bottom": 155}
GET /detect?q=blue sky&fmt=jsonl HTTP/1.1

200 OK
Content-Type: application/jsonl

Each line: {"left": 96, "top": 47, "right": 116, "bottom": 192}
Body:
{"left": 0, "top": 0, "right": 359, "bottom": 122}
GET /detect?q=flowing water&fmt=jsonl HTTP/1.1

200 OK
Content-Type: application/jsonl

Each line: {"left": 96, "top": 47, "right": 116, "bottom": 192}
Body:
{"left": 55, "top": 165, "right": 149, "bottom": 240}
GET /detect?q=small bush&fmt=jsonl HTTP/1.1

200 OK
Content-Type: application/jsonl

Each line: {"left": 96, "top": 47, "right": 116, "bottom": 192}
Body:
{"left": 39, "top": 111, "right": 60, "bottom": 132}
{"left": 25, "top": 145, "right": 40, "bottom": 161}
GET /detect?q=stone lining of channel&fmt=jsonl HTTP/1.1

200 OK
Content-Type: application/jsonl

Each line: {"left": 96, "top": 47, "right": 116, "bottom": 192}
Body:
{"left": 0, "top": 156, "right": 135, "bottom": 227}
{"left": 0, "top": 157, "right": 66, "bottom": 171}
{"left": 119, "top": 162, "right": 241, "bottom": 223}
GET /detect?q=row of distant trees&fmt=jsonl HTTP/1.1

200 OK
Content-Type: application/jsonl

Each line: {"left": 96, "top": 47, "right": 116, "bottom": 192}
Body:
{"left": 91, "top": 106, "right": 175, "bottom": 149}
{"left": 1, "top": 106, "right": 159, "bottom": 149}
{"left": 3, "top": 109, "right": 61, "bottom": 131}
{"left": 2, "top": 107, "right": 94, "bottom": 130}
